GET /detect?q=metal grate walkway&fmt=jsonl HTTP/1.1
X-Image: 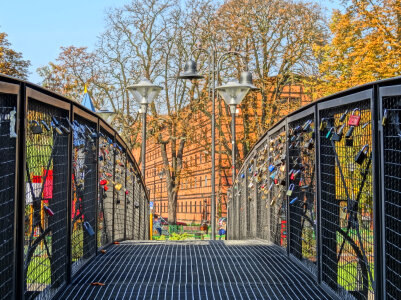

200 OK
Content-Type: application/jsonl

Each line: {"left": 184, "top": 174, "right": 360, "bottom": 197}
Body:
{"left": 58, "top": 240, "right": 333, "bottom": 300}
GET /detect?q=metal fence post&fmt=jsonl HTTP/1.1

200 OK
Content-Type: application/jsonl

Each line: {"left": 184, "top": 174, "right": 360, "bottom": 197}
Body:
{"left": 314, "top": 104, "right": 322, "bottom": 285}
{"left": 372, "top": 83, "right": 383, "bottom": 299}
{"left": 15, "top": 82, "right": 27, "bottom": 300}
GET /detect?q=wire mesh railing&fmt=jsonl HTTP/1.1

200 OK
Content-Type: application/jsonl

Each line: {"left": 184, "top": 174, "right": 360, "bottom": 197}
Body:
{"left": 0, "top": 74, "right": 150, "bottom": 300}
{"left": 228, "top": 77, "right": 401, "bottom": 299}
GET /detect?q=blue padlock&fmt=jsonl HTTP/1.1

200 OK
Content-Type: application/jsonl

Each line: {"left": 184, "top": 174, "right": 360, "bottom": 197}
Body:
{"left": 83, "top": 221, "right": 95, "bottom": 236}
{"left": 268, "top": 165, "right": 275, "bottom": 172}
{"left": 241, "top": 173, "right": 245, "bottom": 179}
{"left": 290, "top": 197, "right": 298, "bottom": 205}
{"left": 270, "top": 171, "right": 277, "bottom": 180}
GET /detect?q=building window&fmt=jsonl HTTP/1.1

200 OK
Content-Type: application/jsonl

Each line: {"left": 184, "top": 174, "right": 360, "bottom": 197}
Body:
{"left": 194, "top": 177, "right": 197, "bottom": 188}
{"left": 205, "top": 175, "right": 207, "bottom": 186}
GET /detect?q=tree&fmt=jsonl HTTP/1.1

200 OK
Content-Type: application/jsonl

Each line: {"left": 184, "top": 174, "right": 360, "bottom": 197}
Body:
{"left": 190, "top": 0, "right": 326, "bottom": 209}
{"left": 37, "top": 46, "right": 100, "bottom": 103}
{"left": 316, "top": 0, "right": 401, "bottom": 95}
{"left": 0, "top": 32, "right": 30, "bottom": 79}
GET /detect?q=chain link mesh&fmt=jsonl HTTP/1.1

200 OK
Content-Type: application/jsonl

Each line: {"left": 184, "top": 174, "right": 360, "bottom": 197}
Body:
{"left": 71, "top": 116, "right": 97, "bottom": 275}
{"left": 319, "top": 100, "right": 374, "bottom": 299}
{"left": 24, "top": 99, "right": 69, "bottom": 299}
{"left": 382, "top": 95, "right": 401, "bottom": 299}
{"left": 0, "top": 93, "right": 17, "bottom": 299}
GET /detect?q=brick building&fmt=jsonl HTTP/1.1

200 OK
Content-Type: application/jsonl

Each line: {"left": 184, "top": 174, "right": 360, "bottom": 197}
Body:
{"left": 134, "top": 82, "right": 311, "bottom": 224}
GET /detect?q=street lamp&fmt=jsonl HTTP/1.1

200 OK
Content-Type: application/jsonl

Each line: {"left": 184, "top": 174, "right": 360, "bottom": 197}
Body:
{"left": 178, "top": 49, "right": 256, "bottom": 240}
{"left": 216, "top": 81, "right": 250, "bottom": 186}
{"left": 97, "top": 109, "right": 117, "bottom": 124}
{"left": 127, "top": 79, "right": 163, "bottom": 180}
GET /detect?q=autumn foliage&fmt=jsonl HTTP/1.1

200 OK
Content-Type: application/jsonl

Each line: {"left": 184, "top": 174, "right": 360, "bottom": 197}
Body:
{"left": 0, "top": 32, "right": 30, "bottom": 79}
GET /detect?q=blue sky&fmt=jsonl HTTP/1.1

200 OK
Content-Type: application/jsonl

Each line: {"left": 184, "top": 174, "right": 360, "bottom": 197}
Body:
{"left": 0, "top": 0, "right": 341, "bottom": 84}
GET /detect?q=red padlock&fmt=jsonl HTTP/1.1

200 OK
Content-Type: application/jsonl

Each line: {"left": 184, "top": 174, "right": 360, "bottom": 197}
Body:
{"left": 43, "top": 205, "right": 54, "bottom": 217}
{"left": 274, "top": 178, "right": 278, "bottom": 185}
{"left": 100, "top": 179, "right": 108, "bottom": 186}
{"left": 104, "top": 185, "right": 109, "bottom": 191}
{"left": 348, "top": 108, "right": 361, "bottom": 126}
{"left": 125, "top": 190, "right": 129, "bottom": 195}
{"left": 290, "top": 172, "right": 295, "bottom": 180}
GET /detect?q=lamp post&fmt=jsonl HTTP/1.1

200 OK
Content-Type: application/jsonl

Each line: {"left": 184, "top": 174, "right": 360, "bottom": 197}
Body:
{"left": 178, "top": 50, "right": 256, "bottom": 240}
{"left": 216, "top": 81, "right": 250, "bottom": 186}
{"left": 127, "top": 79, "right": 162, "bottom": 180}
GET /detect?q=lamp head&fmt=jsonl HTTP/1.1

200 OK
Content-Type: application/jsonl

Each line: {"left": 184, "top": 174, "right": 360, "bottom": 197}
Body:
{"left": 127, "top": 78, "right": 163, "bottom": 105}
{"left": 97, "top": 109, "right": 116, "bottom": 124}
{"left": 216, "top": 80, "right": 251, "bottom": 108}
{"left": 239, "top": 71, "right": 259, "bottom": 91}
{"left": 177, "top": 60, "right": 204, "bottom": 80}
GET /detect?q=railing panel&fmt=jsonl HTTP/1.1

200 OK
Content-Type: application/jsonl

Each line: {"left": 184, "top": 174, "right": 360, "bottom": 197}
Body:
{"left": 257, "top": 140, "right": 270, "bottom": 240}
{"left": 0, "top": 92, "right": 17, "bottom": 299}
{"left": 97, "top": 130, "right": 115, "bottom": 248}
{"left": 287, "top": 113, "right": 317, "bottom": 275}
{"left": 24, "top": 98, "right": 69, "bottom": 299}
{"left": 318, "top": 97, "right": 374, "bottom": 299}
{"left": 71, "top": 115, "right": 97, "bottom": 275}
{"left": 380, "top": 87, "right": 401, "bottom": 299}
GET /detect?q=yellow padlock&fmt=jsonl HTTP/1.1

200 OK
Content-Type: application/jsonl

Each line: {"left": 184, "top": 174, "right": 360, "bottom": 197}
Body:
{"left": 115, "top": 183, "right": 123, "bottom": 191}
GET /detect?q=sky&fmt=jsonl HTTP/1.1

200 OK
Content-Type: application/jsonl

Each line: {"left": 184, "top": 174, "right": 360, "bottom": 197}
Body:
{"left": 0, "top": 0, "right": 341, "bottom": 84}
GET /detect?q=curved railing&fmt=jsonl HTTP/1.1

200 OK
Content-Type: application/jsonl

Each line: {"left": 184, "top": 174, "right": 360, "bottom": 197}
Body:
{"left": 228, "top": 76, "right": 401, "bottom": 299}
{"left": 0, "top": 74, "right": 150, "bottom": 299}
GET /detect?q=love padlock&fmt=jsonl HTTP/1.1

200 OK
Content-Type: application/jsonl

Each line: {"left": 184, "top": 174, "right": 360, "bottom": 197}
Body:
{"left": 326, "top": 127, "right": 335, "bottom": 139}
{"left": 51, "top": 121, "right": 63, "bottom": 135}
{"left": 355, "top": 144, "right": 369, "bottom": 165}
{"left": 43, "top": 205, "right": 54, "bottom": 217}
{"left": 83, "top": 221, "right": 95, "bottom": 236}
{"left": 30, "top": 121, "right": 43, "bottom": 134}
{"left": 319, "top": 118, "right": 327, "bottom": 131}
{"left": 308, "top": 138, "right": 314, "bottom": 150}
{"left": 332, "top": 124, "right": 345, "bottom": 141}
{"left": 345, "top": 126, "right": 354, "bottom": 139}
{"left": 270, "top": 171, "right": 278, "bottom": 180}
{"left": 287, "top": 184, "right": 295, "bottom": 196}
{"left": 292, "top": 170, "right": 301, "bottom": 180}
{"left": 348, "top": 108, "right": 361, "bottom": 126}
{"left": 280, "top": 164, "right": 286, "bottom": 172}
{"left": 40, "top": 120, "right": 51, "bottom": 131}
{"left": 382, "top": 109, "right": 388, "bottom": 126}
{"left": 290, "top": 197, "right": 298, "bottom": 205}
{"left": 268, "top": 165, "right": 275, "bottom": 172}
{"left": 339, "top": 109, "right": 349, "bottom": 122}
{"left": 302, "top": 120, "right": 312, "bottom": 132}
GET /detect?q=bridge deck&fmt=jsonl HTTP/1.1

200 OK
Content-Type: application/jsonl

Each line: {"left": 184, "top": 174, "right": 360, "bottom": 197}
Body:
{"left": 59, "top": 240, "right": 333, "bottom": 300}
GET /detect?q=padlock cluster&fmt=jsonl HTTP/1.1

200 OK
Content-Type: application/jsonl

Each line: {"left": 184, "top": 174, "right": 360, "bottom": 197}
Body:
{"left": 287, "top": 119, "right": 315, "bottom": 207}
{"left": 287, "top": 118, "right": 317, "bottom": 261}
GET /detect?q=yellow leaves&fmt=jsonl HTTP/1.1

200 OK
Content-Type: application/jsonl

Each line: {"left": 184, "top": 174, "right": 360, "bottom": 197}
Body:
{"left": 317, "top": 0, "right": 401, "bottom": 95}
